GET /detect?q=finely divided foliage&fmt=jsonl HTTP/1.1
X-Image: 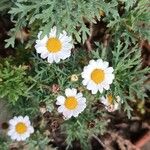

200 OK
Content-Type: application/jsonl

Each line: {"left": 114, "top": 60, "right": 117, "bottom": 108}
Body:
{"left": 6, "top": 0, "right": 120, "bottom": 47}
{"left": 0, "top": 0, "right": 150, "bottom": 149}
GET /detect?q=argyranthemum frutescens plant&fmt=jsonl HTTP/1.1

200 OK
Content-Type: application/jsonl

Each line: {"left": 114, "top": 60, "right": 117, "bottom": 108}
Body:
{"left": 0, "top": 0, "right": 150, "bottom": 149}
{"left": 1, "top": 39, "right": 149, "bottom": 149}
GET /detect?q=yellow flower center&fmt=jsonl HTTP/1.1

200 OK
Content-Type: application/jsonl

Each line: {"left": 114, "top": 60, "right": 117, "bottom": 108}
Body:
{"left": 15, "top": 122, "right": 27, "bottom": 134}
{"left": 65, "top": 96, "right": 78, "bottom": 110}
{"left": 91, "top": 69, "right": 105, "bottom": 84}
{"left": 46, "top": 37, "right": 62, "bottom": 53}
{"left": 107, "top": 94, "right": 113, "bottom": 105}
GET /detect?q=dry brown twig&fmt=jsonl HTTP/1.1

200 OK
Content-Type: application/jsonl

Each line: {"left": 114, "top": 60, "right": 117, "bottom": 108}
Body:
{"left": 106, "top": 131, "right": 140, "bottom": 150}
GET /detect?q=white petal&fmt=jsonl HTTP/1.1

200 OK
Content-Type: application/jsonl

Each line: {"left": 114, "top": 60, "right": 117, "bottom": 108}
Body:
{"left": 79, "top": 101, "right": 86, "bottom": 109}
{"left": 58, "top": 105, "right": 65, "bottom": 113}
{"left": 62, "top": 42, "right": 73, "bottom": 49}
{"left": 76, "top": 103, "right": 86, "bottom": 113}
{"left": 49, "top": 26, "right": 57, "bottom": 37}
{"left": 28, "top": 126, "right": 34, "bottom": 134}
{"left": 36, "top": 35, "right": 48, "bottom": 44}
{"left": 81, "top": 70, "right": 91, "bottom": 81}
{"left": 8, "top": 129, "right": 15, "bottom": 136}
{"left": 9, "top": 119, "right": 16, "bottom": 125}
{"left": 47, "top": 54, "right": 54, "bottom": 63}
{"left": 65, "top": 88, "right": 77, "bottom": 97}
{"left": 91, "top": 88, "right": 98, "bottom": 94}
{"left": 62, "top": 30, "right": 67, "bottom": 36}
{"left": 20, "top": 134, "right": 28, "bottom": 141}
{"left": 78, "top": 97, "right": 86, "bottom": 104}
{"left": 72, "top": 110, "right": 80, "bottom": 117}
{"left": 60, "top": 35, "right": 72, "bottom": 43}
{"left": 56, "top": 96, "right": 65, "bottom": 105}
{"left": 16, "top": 135, "right": 22, "bottom": 141}
{"left": 76, "top": 93, "right": 83, "bottom": 99}
{"left": 105, "top": 67, "right": 114, "bottom": 73}
{"left": 102, "top": 61, "right": 109, "bottom": 69}
{"left": 87, "top": 82, "right": 99, "bottom": 94}
{"left": 60, "top": 52, "right": 71, "bottom": 60}
{"left": 104, "top": 75, "right": 114, "bottom": 85}
{"left": 89, "top": 60, "right": 96, "bottom": 65}
{"left": 81, "top": 71, "right": 86, "bottom": 78}
{"left": 98, "top": 85, "right": 104, "bottom": 93}
{"left": 11, "top": 133, "right": 18, "bottom": 140}
{"left": 103, "top": 83, "right": 110, "bottom": 90}
{"left": 82, "top": 79, "right": 89, "bottom": 86}
{"left": 24, "top": 116, "right": 29, "bottom": 122}
{"left": 71, "top": 88, "right": 77, "bottom": 96}
{"left": 37, "top": 31, "right": 42, "bottom": 39}
{"left": 87, "top": 81, "right": 95, "bottom": 90}
{"left": 53, "top": 54, "right": 60, "bottom": 63}
{"left": 17, "top": 116, "right": 24, "bottom": 122}
{"left": 96, "top": 59, "right": 103, "bottom": 64}
{"left": 35, "top": 45, "right": 46, "bottom": 53}
{"left": 23, "top": 116, "right": 30, "bottom": 126}
{"left": 41, "top": 51, "right": 49, "bottom": 59}
{"left": 63, "top": 110, "right": 73, "bottom": 119}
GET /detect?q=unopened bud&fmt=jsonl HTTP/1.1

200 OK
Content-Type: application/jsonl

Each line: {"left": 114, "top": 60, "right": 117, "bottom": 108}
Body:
{"left": 71, "top": 74, "right": 78, "bottom": 82}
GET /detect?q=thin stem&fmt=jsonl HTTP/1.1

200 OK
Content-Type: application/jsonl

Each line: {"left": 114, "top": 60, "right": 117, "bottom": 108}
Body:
{"left": 92, "top": 134, "right": 105, "bottom": 148}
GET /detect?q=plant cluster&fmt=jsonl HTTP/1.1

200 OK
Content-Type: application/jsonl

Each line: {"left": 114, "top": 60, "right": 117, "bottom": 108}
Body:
{"left": 0, "top": 0, "right": 149, "bottom": 149}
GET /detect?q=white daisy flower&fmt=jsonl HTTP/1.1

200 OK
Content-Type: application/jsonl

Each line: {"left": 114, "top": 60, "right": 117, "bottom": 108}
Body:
{"left": 81, "top": 59, "right": 115, "bottom": 94}
{"left": 35, "top": 26, "right": 73, "bottom": 63}
{"left": 56, "top": 88, "right": 86, "bottom": 119}
{"left": 101, "top": 94, "right": 120, "bottom": 112}
{"left": 8, "top": 116, "right": 34, "bottom": 141}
